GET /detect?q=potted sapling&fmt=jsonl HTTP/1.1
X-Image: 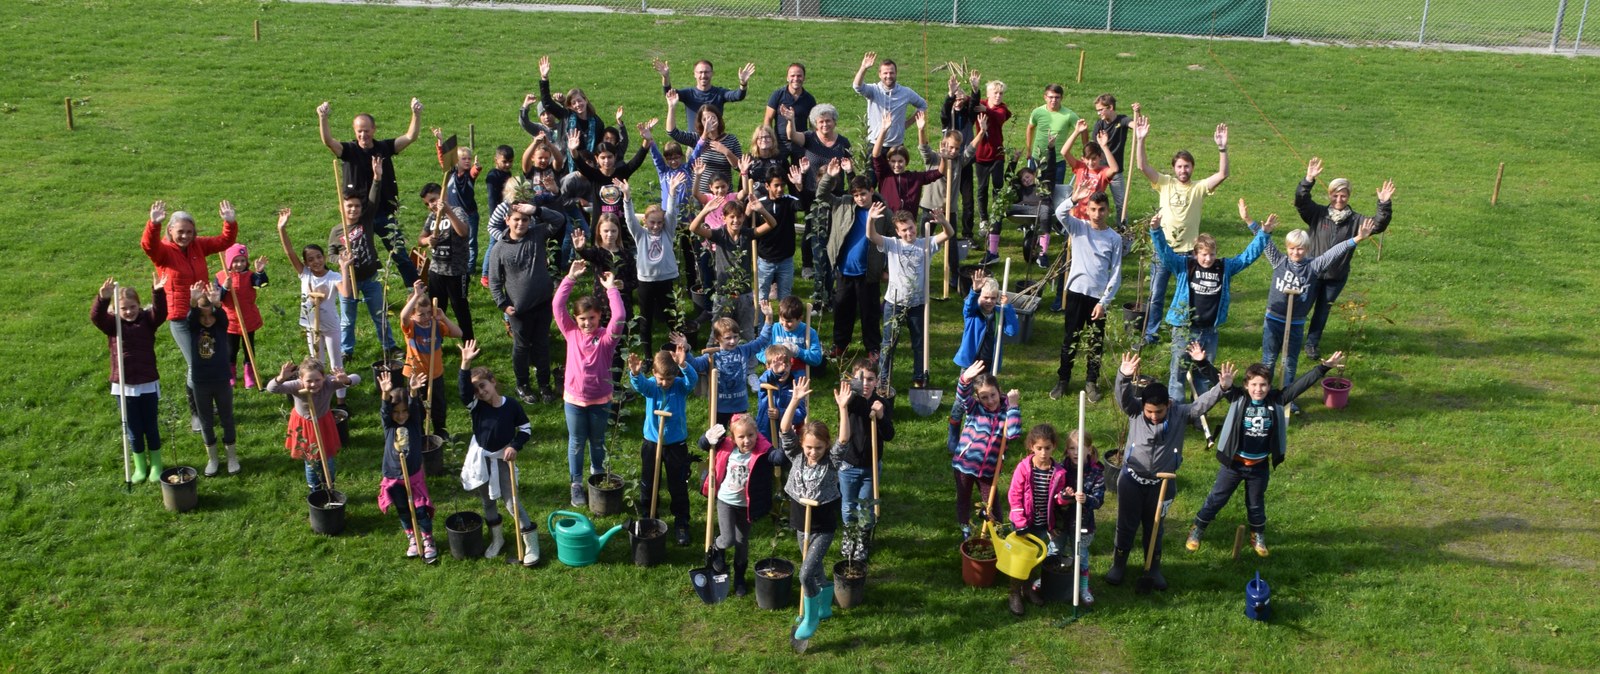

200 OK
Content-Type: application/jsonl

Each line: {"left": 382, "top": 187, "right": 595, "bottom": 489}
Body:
{"left": 754, "top": 508, "right": 795, "bottom": 610}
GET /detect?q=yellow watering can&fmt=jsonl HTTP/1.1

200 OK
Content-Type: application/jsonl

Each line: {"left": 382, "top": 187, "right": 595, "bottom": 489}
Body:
{"left": 991, "top": 527, "right": 1049, "bottom": 580}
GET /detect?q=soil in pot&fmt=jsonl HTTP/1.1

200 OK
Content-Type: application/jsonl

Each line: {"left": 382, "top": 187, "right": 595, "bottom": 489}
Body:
{"left": 753, "top": 557, "right": 794, "bottom": 610}
{"left": 960, "top": 538, "right": 998, "bottom": 588}
{"left": 159, "top": 466, "right": 198, "bottom": 513}
{"left": 630, "top": 518, "right": 667, "bottom": 567}
{"left": 445, "top": 511, "right": 485, "bottom": 560}
{"left": 307, "top": 489, "right": 348, "bottom": 536}
{"left": 586, "top": 473, "right": 625, "bottom": 516}
{"left": 833, "top": 559, "right": 867, "bottom": 609}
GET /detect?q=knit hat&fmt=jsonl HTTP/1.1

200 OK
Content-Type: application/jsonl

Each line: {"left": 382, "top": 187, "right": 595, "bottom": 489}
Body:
{"left": 224, "top": 243, "right": 249, "bottom": 269}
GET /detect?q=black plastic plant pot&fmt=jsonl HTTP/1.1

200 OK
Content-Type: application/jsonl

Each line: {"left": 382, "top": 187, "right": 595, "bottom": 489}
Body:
{"left": 423, "top": 435, "right": 446, "bottom": 477}
{"left": 630, "top": 518, "right": 668, "bottom": 567}
{"left": 832, "top": 559, "right": 867, "bottom": 609}
{"left": 753, "top": 557, "right": 795, "bottom": 610}
{"left": 307, "top": 489, "right": 347, "bottom": 536}
{"left": 159, "top": 466, "right": 198, "bottom": 513}
{"left": 586, "top": 473, "right": 625, "bottom": 516}
{"left": 1039, "top": 554, "right": 1076, "bottom": 604}
{"left": 445, "top": 511, "right": 485, "bottom": 560}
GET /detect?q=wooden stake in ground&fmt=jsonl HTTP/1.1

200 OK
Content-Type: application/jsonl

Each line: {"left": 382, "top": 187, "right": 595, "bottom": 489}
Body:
{"left": 1231, "top": 523, "right": 1246, "bottom": 560}
{"left": 942, "top": 156, "right": 955, "bottom": 300}
{"left": 1076, "top": 50, "right": 1086, "bottom": 83}
{"left": 215, "top": 252, "right": 264, "bottom": 390}
{"left": 65, "top": 97, "right": 74, "bottom": 131}
{"left": 1278, "top": 289, "right": 1300, "bottom": 423}
{"left": 253, "top": 19, "right": 260, "bottom": 41}
{"left": 508, "top": 461, "right": 527, "bottom": 565}
{"left": 1491, "top": 162, "right": 1505, "bottom": 205}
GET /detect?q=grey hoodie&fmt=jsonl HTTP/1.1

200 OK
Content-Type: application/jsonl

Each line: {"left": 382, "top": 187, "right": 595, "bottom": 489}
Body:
{"left": 1114, "top": 370, "right": 1226, "bottom": 477}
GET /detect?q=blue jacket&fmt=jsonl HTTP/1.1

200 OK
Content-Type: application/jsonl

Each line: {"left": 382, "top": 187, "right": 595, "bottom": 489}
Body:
{"left": 1151, "top": 227, "right": 1268, "bottom": 329}
{"left": 629, "top": 366, "right": 697, "bottom": 444}
{"left": 953, "top": 288, "right": 1018, "bottom": 370}
{"left": 757, "top": 321, "right": 823, "bottom": 376}
{"left": 754, "top": 370, "right": 806, "bottom": 454}
{"left": 689, "top": 326, "right": 772, "bottom": 414}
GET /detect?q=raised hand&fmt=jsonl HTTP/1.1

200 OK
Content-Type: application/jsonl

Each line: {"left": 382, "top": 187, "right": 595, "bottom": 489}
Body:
{"left": 612, "top": 176, "right": 631, "bottom": 199}
{"left": 737, "top": 153, "right": 752, "bottom": 176}
{"left": 1237, "top": 198, "right": 1251, "bottom": 224}
{"left": 798, "top": 156, "right": 811, "bottom": 174}
{"left": 975, "top": 114, "right": 990, "bottom": 135}
{"left": 778, "top": 104, "right": 794, "bottom": 121}
{"left": 1377, "top": 179, "right": 1396, "bottom": 202}
{"left": 673, "top": 341, "right": 688, "bottom": 366}
{"left": 787, "top": 164, "right": 804, "bottom": 186}
{"left": 792, "top": 376, "right": 812, "bottom": 400}
{"left": 914, "top": 109, "right": 927, "bottom": 131}
{"left": 693, "top": 157, "right": 709, "bottom": 175}
{"left": 1075, "top": 118, "right": 1090, "bottom": 134}
{"left": 880, "top": 110, "right": 894, "bottom": 130}
{"left": 825, "top": 157, "right": 842, "bottom": 176}
{"left": 1306, "top": 156, "right": 1323, "bottom": 182}
{"left": 1355, "top": 220, "right": 1376, "bottom": 242}
{"left": 570, "top": 226, "right": 587, "bottom": 250}
{"left": 1214, "top": 123, "right": 1229, "bottom": 148}
{"left": 254, "top": 256, "right": 268, "bottom": 273}
{"left": 1322, "top": 350, "right": 1346, "bottom": 369}
{"left": 1096, "top": 129, "right": 1110, "bottom": 147}
{"left": 652, "top": 58, "right": 669, "bottom": 77}
{"left": 99, "top": 277, "right": 116, "bottom": 300}
{"left": 968, "top": 69, "right": 981, "bottom": 91}
{"left": 190, "top": 280, "right": 207, "bottom": 305}
{"left": 628, "top": 352, "right": 645, "bottom": 375}
{"left": 705, "top": 424, "right": 727, "bottom": 445}
{"left": 1120, "top": 352, "right": 1141, "bottom": 377}
{"left": 218, "top": 200, "right": 236, "bottom": 223}
{"left": 868, "top": 201, "right": 887, "bottom": 220}
{"left": 737, "top": 62, "right": 755, "bottom": 86}
{"left": 1261, "top": 213, "right": 1279, "bottom": 233}
{"left": 834, "top": 380, "right": 852, "bottom": 407}
{"left": 409, "top": 371, "right": 428, "bottom": 392}
{"left": 316, "top": 101, "right": 330, "bottom": 118}
{"left": 279, "top": 361, "right": 298, "bottom": 381}
{"left": 568, "top": 259, "right": 588, "bottom": 279}
{"left": 1131, "top": 102, "right": 1142, "bottom": 116}
{"left": 859, "top": 52, "right": 877, "bottom": 71}
{"left": 150, "top": 200, "right": 167, "bottom": 224}
{"left": 1218, "top": 362, "right": 1237, "bottom": 389}
{"left": 538, "top": 55, "right": 551, "bottom": 79}
{"left": 615, "top": 105, "right": 625, "bottom": 125}
{"left": 665, "top": 172, "right": 685, "bottom": 193}
{"left": 460, "top": 338, "right": 480, "bottom": 363}
{"left": 1006, "top": 389, "right": 1020, "bottom": 407}
{"left": 567, "top": 133, "right": 581, "bottom": 152}
{"left": 431, "top": 127, "right": 443, "bottom": 141}
{"left": 971, "top": 267, "right": 987, "bottom": 288}
{"left": 1133, "top": 115, "right": 1150, "bottom": 140}
{"left": 523, "top": 93, "right": 538, "bottom": 109}
{"left": 371, "top": 155, "right": 384, "bottom": 181}
{"left": 599, "top": 271, "right": 619, "bottom": 290}
{"left": 412, "top": 279, "right": 426, "bottom": 296}
{"left": 1186, "top": 341, "right": 1207, "bottom": 362}
{"left": 961, "top": 360, "right": 986, "bottom": 381}
{"left": 759, "top": 297, "right": 773, "bottom": 321}
{"left": 665, "top": 89, "right": 680, "bottom": 107}
{"left": 840, "top": 156, "right": 854, "bottom": 174}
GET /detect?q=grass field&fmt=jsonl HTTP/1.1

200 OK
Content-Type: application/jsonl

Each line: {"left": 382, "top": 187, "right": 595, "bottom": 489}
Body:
{"left": 3, "top": 1, "right": 1600, "bottom": 671}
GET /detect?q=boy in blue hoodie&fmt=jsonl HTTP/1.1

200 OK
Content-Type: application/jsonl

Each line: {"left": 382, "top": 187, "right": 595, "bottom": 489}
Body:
{"left": 689, "top": 305, "right": 774, "bottom": 429}
{"left": 758, "top": 296, "right": 823, "bottom": 377}
{"left": 628, "top": 337, "right": 698, "bottom": 546}
{"left": 1151, "top": 202, "right": 1271, "bottom": 401}
{"left": 755, "top": 344, "right": 806, "bottom": 450}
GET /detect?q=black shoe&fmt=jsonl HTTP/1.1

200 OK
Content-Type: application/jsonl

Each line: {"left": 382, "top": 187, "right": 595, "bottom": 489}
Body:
{"left": 1105, "top": 549, "right": 1129, "bottom": 586}
{"left": 1304, "top": 344, "right": 1320, "bottom": 361}
{"left": 675, "top": 524, "right": 691, "bottom": 547}
{"left": 1034, "top": 253, "right": 1049, "bottom": 268}
{"left": 1049, "top": 380, "right": 1066, "bottom": 401}
{"left": 539, "top": 386, "right": 558, "bottom": 403}
{"left": 980, "top": 251, "right": 1000, "bottom": 266}
{"left": 1085, "top": 381, "right": 1102, "bottom": 403}
{"left": 516, "top": 385, "right": 538, "bottom": 405}
{"left": 733, "top": 572, "right": 749, "bottom": 597}
{"left": 1147, "top": 565, "right": 1168, "bottom": 592}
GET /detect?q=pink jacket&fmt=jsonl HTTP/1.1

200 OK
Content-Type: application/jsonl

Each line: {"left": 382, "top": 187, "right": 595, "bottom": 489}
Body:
{"left": 142, "top": 217, "right": 238, "bottom": 320}
{"left": 554, "top": 276, "right": 625, "bottom": 405}
{"left": 1008, "top": 458, "right": 1070, "bottom": 532}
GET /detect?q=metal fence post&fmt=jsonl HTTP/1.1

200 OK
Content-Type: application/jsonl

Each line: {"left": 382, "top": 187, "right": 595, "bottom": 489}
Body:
{"left": 1553, "top": 0, "right": 1570, "bottom": 52}
{"left": 952, "top": 0, "right": 959, "bottom": 26}
{"left": 1263, "top": 0, "right": 1272, "bottom": 38}
{"left": 1417, "top": 0, "right": 1431, "bottom": 46}
{"left": 641, "top": 0, "right": 647, "bottom": 11}
{"left": 1577, "top": 0, "right": 1591, "bottom": 53}
{"left": 1105, "top": 0, "right": 1114, "bottom": 31}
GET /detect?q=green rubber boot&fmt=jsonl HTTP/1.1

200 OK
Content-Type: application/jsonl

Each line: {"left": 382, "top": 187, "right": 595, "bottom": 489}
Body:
{"left": 794, "top": 589, "right": 825, "bottom": 641}
{"left": 146, "top": 450, "right": 165, "bottom": 483}
{"left": 130, "top": 452, "right": 150, "bottom": 483}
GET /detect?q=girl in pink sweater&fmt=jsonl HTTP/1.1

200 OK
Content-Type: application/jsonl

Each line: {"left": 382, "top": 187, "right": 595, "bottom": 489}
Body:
{"left": 554, "top": 259, "right": 626, "bottom": 507}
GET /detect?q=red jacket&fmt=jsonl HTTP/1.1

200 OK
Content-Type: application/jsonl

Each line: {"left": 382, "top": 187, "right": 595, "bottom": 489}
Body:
{"left": 974, "top": 101, "right": 1012, "bottom": 164}
{"left": 141, "top": 217, "right": 238, "bottom": 320}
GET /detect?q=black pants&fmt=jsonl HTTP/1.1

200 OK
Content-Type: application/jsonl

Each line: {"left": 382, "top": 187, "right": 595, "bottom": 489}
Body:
{"left": 974, "top": 159, "right": 1004, "bottom": 232}
{"left": 1057, "top": 291, "right": 1107, "bottom": 385}
{"left": 422, "top": 376, "right": 448, "bottom": 437}
{"left": 636, "top": 278, "right": 676, "bottom": 354}
{"left": 228, "top": 331, "right": 257, "bottom": 373}
{"left": 427, "top": 273, "right": 474, "bottom": 341}
{"left": 1114, "top": 468, "right": 1173, "bottom": 565}
{"left": 832, "top": 275, "right": 882, "bottom": 353}
{"left": 508, "top": 303, "right": 553, "bottom": 389}
{"left": 638, "top": 439, "right": 691, "bottom": 529}
{"left": 957, "top": 162, "right": 976, "bottom": 238}
{"left": 1194, "top": 461, "right": 1270, "bottom": 534}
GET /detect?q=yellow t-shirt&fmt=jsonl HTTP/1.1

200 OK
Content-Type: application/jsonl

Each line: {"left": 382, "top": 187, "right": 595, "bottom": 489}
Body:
{"left": 1153, "top": 173, "right": 1213, "bottom": 253}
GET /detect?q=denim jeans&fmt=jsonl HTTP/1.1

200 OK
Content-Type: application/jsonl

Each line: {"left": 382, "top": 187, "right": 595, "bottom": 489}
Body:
{"left": 1193, "top": 460, "right": 1271, "bottom": 534}
{"left": 465, "top": 210, "right": 482, "bottom": 272}
{"left": 756, "top": 257, "right": 795, "bottom": 302}
{"left": 1304, "top": 276, "right": 1348, "bottom": 350}
{"left": 1107, "top": 173, "right": 1128, "bottom": 229}
{"left": 879, "top": 301, "right": 926, "bottom": 382}
{"left": 305, "top": 456, "right": 338, "bottom": 491}
{"left": 167, "top": 321, "right": 201, "bottom": 429}
{"left": 341, "top": 275, "right": 398, "bottom": 356}
{"left": 1143, "top": 256, "right": 1173, "bottom": 342}
{"left": 1168, "top": 325, "right": 1219, "bottom": 402}
{"left": 838, "top": 461, "right": 878, "bottom": 529}
{"left": 1261, "top": 316, "right": 1304, "bottom": 387}
{"left": 564, "top": 402, "right": 609, "bottom": 483}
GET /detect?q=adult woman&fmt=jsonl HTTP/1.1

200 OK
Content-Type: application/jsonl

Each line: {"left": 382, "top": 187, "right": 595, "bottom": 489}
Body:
{"left": 141, "top": 199, "right": 239, "bottom": 431}
{"left": 783, "top": 103, "right": 853, "bottom": 302}
{"left": 665, "top": 90, "right": 742, "bottom": 195}
{"left": 1294, "top": 157, "right": 1394, "bottom": 360}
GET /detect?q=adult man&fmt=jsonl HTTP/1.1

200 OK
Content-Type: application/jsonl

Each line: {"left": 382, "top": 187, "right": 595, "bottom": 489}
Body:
{"left": 1024, "top": 84, "right": 1080, "bottom": 184}
{"left": 1132, "top": 114, "right": 1230, "bottom": 346}
{"left": 1106, "top": 352, "right": 1234, "bottom": 592}
{"left": 1048, "top": 186, "right": 1126, "bottom": 403}
{"left": 654, "top": 58, "right": 754, "bottom": 135}
{"left": 852, "top": 51, "right": 927, "bottom": 149}
{"left": 1092, "top": 95, "right": 1133, "bottom": 228}
{"left": 326, "top": 166, "right": 399, "bottom": 362}
{"left": 763, "top": 62, "right": 816, "bottom": 151}
{"left": 317, "top": 99, "right": 423, "bottom": 286}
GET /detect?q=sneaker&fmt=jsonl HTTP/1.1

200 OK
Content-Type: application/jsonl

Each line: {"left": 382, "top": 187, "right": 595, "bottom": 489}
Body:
{"left": 1288, "top": 402, "right": 1302, "bottom": 416}
{"left": 1034, "top": 252, "right": 1049, "bottom": 269}
{"left": 1080, "top": 579, "right": 1096, "bottom": 605}
{"left": 1085, "top": 381, "right": 1102, "bottom": 403}
{"left": 1049, "top": 380, "right": 1066, "bottom": 401}
{"left": 1185, "top": 525, "right": 1204, "bottom": 551}
{"left": 405, "top": 533, "right": 419, "bottom": 558}
{"left": 800, "top": 267, "right": 815, "bottom": 280}
{"left": 422, "top": 535, "right": 440, "bottom": 565}
{"left": 516, "top": 385, "right": 538, "bottom": 405}
{"left": 570, "top": 482, "right": 587, "bottom": 508}
{"left": 1304, "top": 344, "right": 1320, "bottom": 361}
{"left": 980, "top": 251, "right": 1000, "bottom": 266}
{"left": 865, "top": 351, "right": 880, "bottom": 367}
{"left": 540, "top": 386, "right": 558, "bottom": 404}
{"left": 1251, "top": 532, "right": 1270, "bottom": 557}
{"left": 960, "top": 524, "right": 971, "bottom": 540}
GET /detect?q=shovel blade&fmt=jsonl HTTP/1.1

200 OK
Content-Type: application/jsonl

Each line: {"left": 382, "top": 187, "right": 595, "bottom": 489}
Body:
{"left": 909, "top": 388, "right": 944, "bottom": 417}
{"left": 690, "top": 568, "right": 730, "bottom": 605}
{"left": 1134, "top": 575, "right": 1154, "bottom": 595}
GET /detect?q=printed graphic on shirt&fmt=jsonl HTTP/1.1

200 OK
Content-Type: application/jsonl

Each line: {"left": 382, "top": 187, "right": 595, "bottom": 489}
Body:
{"left": 1191, "top": 264, "right": 1223, "bottom": 298}
{"left": 198, "top": 331, "right": 216, "bottom": 360}
{"left": 1274, "top": 267, "right": 1310, "bottom": 295}
{"left": 1244, "top": 402, "right": 1272, "bottom": 439}
{"left": 598, "top": 184, "right": 623, "bottom": 215}
{"left": 644, "top": 232, "right": 667, "bottom": 264}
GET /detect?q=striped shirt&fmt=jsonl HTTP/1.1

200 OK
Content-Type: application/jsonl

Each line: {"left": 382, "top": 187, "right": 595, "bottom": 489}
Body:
{"left": 950, "top": 376, "right": 1022, "bottom": 479}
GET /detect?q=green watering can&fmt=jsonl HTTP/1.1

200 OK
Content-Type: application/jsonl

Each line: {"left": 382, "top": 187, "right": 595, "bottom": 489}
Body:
{"left": 547, "top": 510, "right": 624, "bottom": 567}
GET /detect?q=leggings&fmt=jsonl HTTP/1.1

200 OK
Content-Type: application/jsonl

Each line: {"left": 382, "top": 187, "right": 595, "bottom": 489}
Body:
{"left": 192, "top": 378, "right": 236, "bottom": 446}
{"left": 953, "top": 469, "right": 1007, "bottom": 526}
{"left": 715, "top": 501, "right": 751, "bottom": 570}
{"left": 120, "top": 391, "right": 162, "bottom": 454}
{"left": 478, "top": 458, "right": 534, "bottom": 532}
{"left": 795, "top": 530, "right": 835, "bottom": 597}
{"left": 427, "top": 273, "right": 475, "bottom": 341}
{"left": 228, "top": 331, "right": 257, "bottom": 373}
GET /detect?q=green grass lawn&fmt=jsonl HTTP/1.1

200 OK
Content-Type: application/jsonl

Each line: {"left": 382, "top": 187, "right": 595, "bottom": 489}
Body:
{"left": 3, "top": 1, "right": 1599, "bottom": 670}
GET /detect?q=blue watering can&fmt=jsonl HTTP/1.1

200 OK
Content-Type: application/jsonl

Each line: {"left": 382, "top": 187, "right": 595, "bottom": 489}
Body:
{"left": 547, "top": 510, "right": 624, "bottom": 567}
{"left": 1245, "top": 571, "right": 1272, "bottom": 621}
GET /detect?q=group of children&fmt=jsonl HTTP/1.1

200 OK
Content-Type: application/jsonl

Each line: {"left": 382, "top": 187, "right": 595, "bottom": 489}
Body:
{"left": 99, "top": 52, "right": 1397, "bottom": 631}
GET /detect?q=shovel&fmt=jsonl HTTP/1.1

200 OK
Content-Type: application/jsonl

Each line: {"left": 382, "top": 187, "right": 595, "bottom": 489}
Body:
{"left": 910, "top": 221, "right": 944, "bottom": 417}
{"left": 1279, "top": 288, "right": 1301, "bottom": 426}
{"left": 1134, "top": 471, "right": 1177, "bottom": 594}
{"left": 691, "top": 377, "right": 730, "bottom": 603}
{"left": 791, "top": 496, "right": 820, "bottom": 654}
{"left": 1187, "top": 370, "right": 1215, "bottom": 447}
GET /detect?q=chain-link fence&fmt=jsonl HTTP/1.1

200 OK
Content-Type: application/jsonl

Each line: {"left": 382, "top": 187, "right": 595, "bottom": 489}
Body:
{"left": 486, "top": 0, "right": 1594, "bottom": 55}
